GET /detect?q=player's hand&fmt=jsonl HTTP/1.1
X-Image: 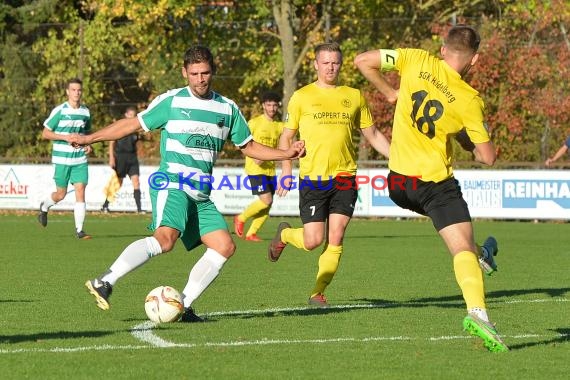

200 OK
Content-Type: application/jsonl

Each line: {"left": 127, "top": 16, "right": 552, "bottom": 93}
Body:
{"left": 253, "top": 159, "right": 264, "bottom": 166}
{"left": 386, "top": 89, "right": 399, "bottom": 104}
{"left": 84, "top": 145, "right": 93, "bottom": 154}
{"left": 67, "top": 133, "right": 89, "bottom": 148}
{"left": 288, "top": 140, "right": 306, "bottom": 159}
{"left": 276, "top": 174, "right": 293, "bottom": 197}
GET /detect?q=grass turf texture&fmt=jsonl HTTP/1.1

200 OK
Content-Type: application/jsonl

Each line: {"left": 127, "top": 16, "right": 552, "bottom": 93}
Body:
{"left": 0, "top": 212, "right": 568, "bottom": 379}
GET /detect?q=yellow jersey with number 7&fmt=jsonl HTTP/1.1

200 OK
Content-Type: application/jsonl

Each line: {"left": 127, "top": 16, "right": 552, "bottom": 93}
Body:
{"left": 285, "top": 82, "right": 374, "bottom": 179}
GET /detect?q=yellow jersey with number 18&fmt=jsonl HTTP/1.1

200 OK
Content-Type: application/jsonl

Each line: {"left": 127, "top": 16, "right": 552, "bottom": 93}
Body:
{"left": 285, "top": 82, "right": 374, "bottom": 179}
{"left": 381, "top": 48, "right": 490, "bottom": 182}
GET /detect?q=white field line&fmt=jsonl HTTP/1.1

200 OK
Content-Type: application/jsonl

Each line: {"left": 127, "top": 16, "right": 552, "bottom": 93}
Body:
{"left": 0, "top": 297, "right": 567, "bottom": 354}
{"left": 1, "top": 332, "right": 568, "bottom": 354}
{"left": 503, "top": 298, "right": 568, "bottom": 304}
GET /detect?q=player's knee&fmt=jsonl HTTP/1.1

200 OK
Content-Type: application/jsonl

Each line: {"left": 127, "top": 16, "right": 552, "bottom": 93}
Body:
{"left": 218, "top": 240, "right": 236, "bottom": 258}
{"left": 159, "top": 239, "right": 176, "bottom": 253}
{"left": 153, "top": 226, "right": 184, "bottom": 253}
{"left": 304, "top": 236, "right": 324, "bottom": 250}
{"left": 154, "top": 233, "right": 178, "bottom": 253}
{"left": 52, "top": 190, "right": 66, "bottom": 202}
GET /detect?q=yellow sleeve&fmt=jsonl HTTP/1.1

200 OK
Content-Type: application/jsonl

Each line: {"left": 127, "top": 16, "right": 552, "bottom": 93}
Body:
{"left": 285, "top": 92, "right": 301, "bottom": 131}
{"left": 359, "top": 91, "right": 374, "bottom": 129}
{"left": 247, "top": 118, "right": 257, "bottom": 135}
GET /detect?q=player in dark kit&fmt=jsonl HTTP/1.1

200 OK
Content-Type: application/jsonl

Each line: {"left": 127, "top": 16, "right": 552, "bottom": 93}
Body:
{"left": 101, "top": 106, "right": 145, "bottom": 213}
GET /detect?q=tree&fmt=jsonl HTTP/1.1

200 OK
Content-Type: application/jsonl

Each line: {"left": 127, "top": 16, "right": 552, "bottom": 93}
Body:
{"left": 1, "top": 0, "right": 568, "bottom": 165}
{"left": 471, "top": 0, "right": 570, "bottom": 162}
{"left": 350, "top": 0, "right": 502, "bottom": 162}
{"left": 0, "top": 0, "right": 57, "bottom": 159}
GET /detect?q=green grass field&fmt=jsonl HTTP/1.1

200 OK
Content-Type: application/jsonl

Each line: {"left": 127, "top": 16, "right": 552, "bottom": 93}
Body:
{"left": 0, "top": 212, "right": 568, "bottom": 379}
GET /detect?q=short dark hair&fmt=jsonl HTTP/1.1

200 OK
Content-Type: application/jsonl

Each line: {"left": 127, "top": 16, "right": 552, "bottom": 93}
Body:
{"left": 67, "top": 78, "right": 82, "bottom": 87}
{"left": 183, "top": 46, "right": 216, "bottom": 74}
{"left": 261, "top": 91, "right": 281, "bottom": 103}
{"left": 445, "top": 25, "right": 480, "bottom": 53}
{"left": 314, "top": 42, "right": 342, "bottom": 59}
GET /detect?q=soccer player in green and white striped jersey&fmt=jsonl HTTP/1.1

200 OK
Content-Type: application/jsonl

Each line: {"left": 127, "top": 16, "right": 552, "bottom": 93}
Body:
{"left": 38, "top": 77, "right": 93, "bottom": 239}
{"left": 70, "top": 46, "right": 305, "bottom": 322}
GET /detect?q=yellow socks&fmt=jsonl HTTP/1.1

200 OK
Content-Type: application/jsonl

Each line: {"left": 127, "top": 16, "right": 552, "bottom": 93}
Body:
{"left": 311, "top": 245, "right": 342, "bottom": 296}
{"left": 239, "top": 199, "right": 269, "bottom": 222}
{"left": 279, "top": 228, "right": 343, "bottom": 297}
{"left": 281, "top": 227, "right": 308, "bottom": 251}
{"left": 453, "top": 251, "right": 486, "bottom": 310}
{"left": 246, "top": 211, "right": 269, "bottom": 236}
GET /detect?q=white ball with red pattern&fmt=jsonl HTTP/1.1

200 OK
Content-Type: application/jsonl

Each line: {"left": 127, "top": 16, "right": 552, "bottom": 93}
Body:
{"left": 144, "top": 286, "right": 184, "bottom": 323}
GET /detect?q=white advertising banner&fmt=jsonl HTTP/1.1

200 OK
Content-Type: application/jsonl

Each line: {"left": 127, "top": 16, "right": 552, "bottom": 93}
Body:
{"left": 366, "top": 169, "right": 570, "bottom": 220}
{"left": 0, "top": 164, "right": 155, "bottom": 212}
{"left": 0, "top": 164, "right": 569, "bottom": 220}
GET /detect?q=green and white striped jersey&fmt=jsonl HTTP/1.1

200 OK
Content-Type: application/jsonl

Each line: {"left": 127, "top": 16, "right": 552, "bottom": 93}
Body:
{"left": 139, "top": 86, "right": 252, "bottom": 200}
{"left": 44, "top": 102, "right": 92, "bottom": 166}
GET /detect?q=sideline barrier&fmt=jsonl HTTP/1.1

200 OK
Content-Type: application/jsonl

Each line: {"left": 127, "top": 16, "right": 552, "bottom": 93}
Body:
{"left": 1, "top": 164, "right": 568, "bottom": 220}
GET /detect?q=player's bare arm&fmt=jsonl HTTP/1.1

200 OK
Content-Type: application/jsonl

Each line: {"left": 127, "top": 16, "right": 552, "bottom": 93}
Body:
{"left": 360, "top": 125, "right": 390, "bottom": 158}
{"left": 276, "top": 127, "right": 297, "bottom": 196}
{"left": 41, "top": 127, "right": 71, "bottom": 141}
{"left": 455, "top": 129, "right": 495, "bottom": 166}
{"left": 240, "top": 139, "right": 305, "bottom": 162}
{"left": 545, "top": 144, "right": 568, "bottom": 166}
{"left": 354, "top": 49, "right": 399, "bottom": 104}
{"left": 68, "top": 117, "right": 142, "bottom": 146}
{"left": 473, "top": 141, "right": 496, "bottom": 166}
{"left": 43, "top": 127, "right": 92, "bottom": 153}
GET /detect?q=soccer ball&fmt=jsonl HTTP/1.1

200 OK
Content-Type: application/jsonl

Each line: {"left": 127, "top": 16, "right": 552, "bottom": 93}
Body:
{"left": 144, "top": 286, "right": 184, "bottom": 323}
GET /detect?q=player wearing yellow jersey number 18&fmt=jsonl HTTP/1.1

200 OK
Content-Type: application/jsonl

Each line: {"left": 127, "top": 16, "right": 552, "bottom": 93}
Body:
{"left": 355, "top": 25, "right": 508, "bottom": 352}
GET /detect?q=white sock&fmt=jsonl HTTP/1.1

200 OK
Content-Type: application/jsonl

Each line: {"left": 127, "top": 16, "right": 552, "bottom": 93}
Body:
{"left": 101, "top": 237, "right": 162, "bottom": 286}
{"left": 182, "top": 248, "right": 227, "bottom": 308}
{"left": 74, "top": 202, "right": 86, "bottom": 232}
{"left": 468, "top": 307, "right": 490, "bottom": 322}
{"left": 42, "top": 196, "right": 56, "bottom": 212}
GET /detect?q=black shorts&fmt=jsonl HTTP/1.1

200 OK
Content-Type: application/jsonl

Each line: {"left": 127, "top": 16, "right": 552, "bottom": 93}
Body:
{"left": 298, "top": 176, "right": 357, "bottom": 224}
{"left": 247, "top": 175, "right": 276, "bottom": 195}
{"left": 387, "top": 170, "right": 471, "bottom": 231}
{"left": 114, "top": 154, "right": 140, "bottom": 179}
